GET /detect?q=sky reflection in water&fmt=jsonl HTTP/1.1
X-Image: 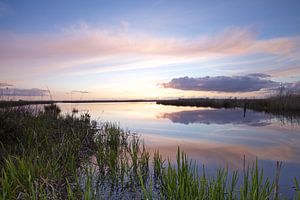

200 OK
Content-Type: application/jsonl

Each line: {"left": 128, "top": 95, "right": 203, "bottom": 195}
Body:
{"left": 58, "top": 102, "right": 300, "bottom": 195}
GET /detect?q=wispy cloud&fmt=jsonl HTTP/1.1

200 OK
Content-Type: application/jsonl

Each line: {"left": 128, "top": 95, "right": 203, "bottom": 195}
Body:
{"left": 0, "top": 25, "right": 298, "bottom": 75}
{"left": 267, "top": 65, "right": 300, "bottom": 77}
{"left": 71, "top": 90, "right": 89, "bottom": 94}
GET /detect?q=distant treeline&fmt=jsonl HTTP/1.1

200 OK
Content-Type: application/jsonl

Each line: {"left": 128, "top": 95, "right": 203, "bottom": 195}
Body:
{"left": 0, "top": 99, "right": 156, "bottom": 108}
{"left": 157, "top": 94, "right": 300, "bottom": 112}
{"left": 1, "top": 95, "right": 300, "bottom": 113}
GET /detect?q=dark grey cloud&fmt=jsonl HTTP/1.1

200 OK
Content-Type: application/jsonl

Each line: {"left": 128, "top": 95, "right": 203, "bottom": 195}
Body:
{"left": 0, "top": 82, "right": 14, "bottom": 87}
{"left": 159, "top": 109, "right": 272, "bottom": 126}
{"left": 0, "top": 88, "right": 48, "bottom": 96}
{"left": 162, "top": 74, "right": 280, "bottom": 93}
{"left": 247, "top": 73, "right": 271, "bottom": 78}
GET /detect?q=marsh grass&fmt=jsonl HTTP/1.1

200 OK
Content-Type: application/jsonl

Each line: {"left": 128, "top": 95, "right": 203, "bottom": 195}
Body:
{"left": 157, "top": 94, "right": 300, "bottom": 113}
{"left": 150, "top": 149, "right": 274, "bottom": 200}
{"left": 294, "top": 178, "right": 300, "bottom": 200}
{"left": 0, "top": 105, "right": 299, "bottom": 199}
{"left": 0, "top": 105, "right": 96, "bottom": 199}
{"left": 92, "top": 122, "right": 151, "bottom": 198}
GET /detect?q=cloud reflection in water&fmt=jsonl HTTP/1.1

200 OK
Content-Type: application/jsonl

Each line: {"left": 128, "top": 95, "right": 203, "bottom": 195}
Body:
{"left": 159, "top": 108, "right": 272, "bottom": 126}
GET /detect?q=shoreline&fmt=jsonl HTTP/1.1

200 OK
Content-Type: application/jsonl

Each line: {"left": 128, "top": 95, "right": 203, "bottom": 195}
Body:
{"left": 1, "top": 95, "right": 300, "bottom": 114}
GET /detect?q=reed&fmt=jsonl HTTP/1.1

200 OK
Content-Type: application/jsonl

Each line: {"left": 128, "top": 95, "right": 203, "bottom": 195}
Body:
{"left": 142, "top": 149, "right": 277, "bottom": 200}
{"left": 294, "top": 178, "right": 300, "bottom": 200}
{"left": 153, "top": 150, "right": 164, "bottom": 185}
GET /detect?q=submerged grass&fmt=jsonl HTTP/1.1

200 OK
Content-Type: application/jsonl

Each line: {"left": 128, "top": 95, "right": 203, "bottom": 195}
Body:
{"left": 0, "top": 105, "right": 299, "bottom": 199}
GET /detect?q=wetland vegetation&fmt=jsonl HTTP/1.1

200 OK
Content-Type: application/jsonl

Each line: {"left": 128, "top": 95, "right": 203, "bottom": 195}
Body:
{"left": 1, "top": 104, "right": 300, "bottom": 199}
{"left": 157, "top": 94, "right": 300, "bottom": 114}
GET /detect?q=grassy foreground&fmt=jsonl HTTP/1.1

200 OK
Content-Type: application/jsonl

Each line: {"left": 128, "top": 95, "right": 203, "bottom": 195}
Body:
{"left": 0, "top": 105, "right": 299, "bottom": 199}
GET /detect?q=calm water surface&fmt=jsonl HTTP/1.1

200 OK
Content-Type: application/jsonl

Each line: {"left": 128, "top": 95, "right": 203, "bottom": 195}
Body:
{"left": 58, "top": 102, "right": 300, "bottom": 196}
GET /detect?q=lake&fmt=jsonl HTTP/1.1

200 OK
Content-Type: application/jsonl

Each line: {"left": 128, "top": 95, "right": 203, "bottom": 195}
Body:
{"left": 58, "top": 102, "right": 300, "bottom": 198}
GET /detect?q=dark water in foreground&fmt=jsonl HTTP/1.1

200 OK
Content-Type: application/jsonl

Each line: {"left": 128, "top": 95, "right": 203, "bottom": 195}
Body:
{"left": 58, "top": 102, "right": 300, "bottom": 198}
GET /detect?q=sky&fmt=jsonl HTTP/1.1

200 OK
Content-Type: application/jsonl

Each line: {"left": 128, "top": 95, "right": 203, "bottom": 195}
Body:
{"left": 0, "top": 0, "right": 300, "bottom": 100}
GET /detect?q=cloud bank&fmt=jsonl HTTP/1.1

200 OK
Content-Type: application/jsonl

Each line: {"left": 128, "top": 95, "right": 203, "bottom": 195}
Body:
{"left": 163, "top": 74, "right": 300, "bottom": 93}
{"left": 0, "top": 88, "right": 48, "bottom": 96}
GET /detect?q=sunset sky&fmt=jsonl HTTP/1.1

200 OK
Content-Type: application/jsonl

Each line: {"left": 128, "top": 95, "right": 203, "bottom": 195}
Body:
{"left": 0, "top": 0, "right": 300, "bottom": 100}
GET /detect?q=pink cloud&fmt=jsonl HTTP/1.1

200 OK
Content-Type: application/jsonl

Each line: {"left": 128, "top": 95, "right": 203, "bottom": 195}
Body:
{"left": 267, "top": 65, "right": 300, "bottom": 77}
{"left": 0, "top": 26, "right": 299, "bottom": 75}
{"left": 251, "top": 37, "right": 297, "bottom": 55}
